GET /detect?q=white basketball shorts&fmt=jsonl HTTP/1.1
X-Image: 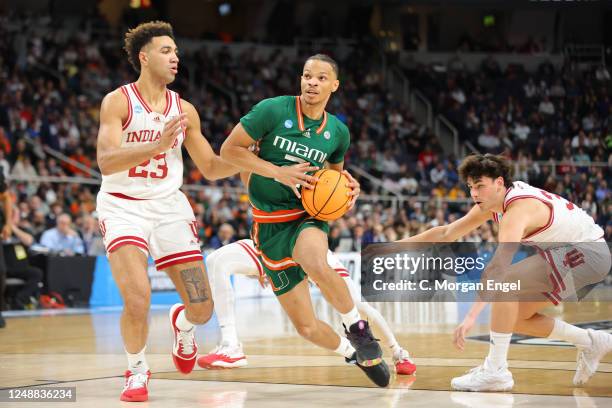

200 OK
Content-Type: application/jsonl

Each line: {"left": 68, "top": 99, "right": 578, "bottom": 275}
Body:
{"left": 96, "top": 190, "right": 203, "bottom": 270}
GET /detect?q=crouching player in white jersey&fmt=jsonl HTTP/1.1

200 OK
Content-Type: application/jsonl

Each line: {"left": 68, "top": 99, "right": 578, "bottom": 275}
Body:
{"left": 399, "top": 154, "right": 611, "bottom": 392}
{"left": 96, "top": 21, "right": 237, "bottom": 402}
{"left": 198, "top": 238, "right": 417, "bottom": 375}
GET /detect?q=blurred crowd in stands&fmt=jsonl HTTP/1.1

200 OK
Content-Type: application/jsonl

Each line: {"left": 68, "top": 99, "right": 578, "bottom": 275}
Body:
{"left": 0, "top": 12, "right": 610, "bottom": 267}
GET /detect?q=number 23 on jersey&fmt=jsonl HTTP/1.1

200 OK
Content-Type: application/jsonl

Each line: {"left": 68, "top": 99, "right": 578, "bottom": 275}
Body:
{"left": 128, "top": 153, "right": 168, "bottom": 179}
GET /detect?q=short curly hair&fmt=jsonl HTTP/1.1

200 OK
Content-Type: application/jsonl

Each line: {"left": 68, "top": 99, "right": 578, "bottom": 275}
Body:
{"left": 123, "top": 21, "right": 175, "bottom": 73}
{"left": 458, "top": 154, "right": 514, "bottom": 188}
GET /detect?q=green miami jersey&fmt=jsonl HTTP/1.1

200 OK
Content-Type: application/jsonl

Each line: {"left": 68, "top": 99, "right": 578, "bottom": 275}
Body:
{"left": 240, "top": 95, "right": 350, "bottom": 213}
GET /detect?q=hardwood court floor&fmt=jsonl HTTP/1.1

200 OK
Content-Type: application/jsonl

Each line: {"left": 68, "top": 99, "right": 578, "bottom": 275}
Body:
{"left": 0, "top": 297, "right": 611, "bottom": 407}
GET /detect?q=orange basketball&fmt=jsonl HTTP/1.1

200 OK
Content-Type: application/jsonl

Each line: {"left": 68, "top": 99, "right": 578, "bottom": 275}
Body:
{"left": 301, "top": 169, "right": 352, "bottom": 221}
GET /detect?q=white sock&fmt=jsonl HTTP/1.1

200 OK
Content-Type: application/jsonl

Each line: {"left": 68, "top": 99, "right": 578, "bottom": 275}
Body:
{"left": 126, "top": 346, "right": 149, "bottom": 374}
{"left": 389, "top": 342, "right": 402, "bottom": 357}
{"left": 486, "top": 331, "right": 512, "bottom": 369}
{"left": 334, "top": 336, "right": 356, "bottom": 359}
{"left": 220, "top": 322, "right": 239, "bottom": 346}
{"left": 340, "top": 305, "right": 361, "bottom": 329}
{"left": 356, "top": 301, "right": 399, "bottom": 350}
{"left": 207, "top": 244, "right": 250, "bottom": 347}
{"left": 176, "top": 309, "right": 195, "bottom": 332}
{"left": 548, "top": 319, "right": 592, "bottom": 348}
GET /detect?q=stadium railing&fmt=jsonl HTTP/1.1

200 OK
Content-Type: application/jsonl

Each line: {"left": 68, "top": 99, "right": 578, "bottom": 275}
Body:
{"left": 410, "top": 90, "right": 433, "bottom": 128}
{"left": 434, "top": 114, "right": 460, "bottom": 157}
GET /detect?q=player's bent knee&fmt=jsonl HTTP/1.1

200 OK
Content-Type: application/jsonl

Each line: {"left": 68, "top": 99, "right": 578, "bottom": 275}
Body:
{"left": 517, "top": 302, "right": 546, "bottom": 321}
{"left": 302, "top": 261, "right": 334, "bottom": 283}
{"left": 295, "top": 323, "right": 318, "bottom": 340}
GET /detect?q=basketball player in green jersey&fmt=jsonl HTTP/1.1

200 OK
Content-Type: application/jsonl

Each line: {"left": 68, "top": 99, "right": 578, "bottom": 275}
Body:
{"left": 221, "top": 54, "right": 390, "bottom": 387}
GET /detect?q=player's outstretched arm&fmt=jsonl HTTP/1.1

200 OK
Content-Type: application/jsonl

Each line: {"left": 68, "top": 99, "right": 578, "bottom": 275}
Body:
{"left": 454, "top": 201, "right": 533, "bottom": 349}
{"left": 96, "top": 90, "right": 185, "bottom": 175}
{"left": 454, "top": 301, "right": 488, "bottom": 351}
{"left": 221, "top": 123, "right": 319, "bottom": 198}
{"left": 398, "top": 204, "right": 491, "bottom": 243}
{"left": 181, "top": 100, "right": 239, "bottom": 180}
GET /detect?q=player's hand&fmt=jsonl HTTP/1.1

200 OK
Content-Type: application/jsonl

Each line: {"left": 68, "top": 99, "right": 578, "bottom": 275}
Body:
{"left": 276, "top": 162, "right": 320, "bottom": 199}
{"left": 342, "top": 170, "right": 360, "bottom": 211}
{"left": 1, "top": 224, "right": 12, "bottom": 240}
{"left": 453, "top": 315, "right": 476, "bottom": 351}
{"left": 158, "top": 113, "right": 187, "bottom": 152}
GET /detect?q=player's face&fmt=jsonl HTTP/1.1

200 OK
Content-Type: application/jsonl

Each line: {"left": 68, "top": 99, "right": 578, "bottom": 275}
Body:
{"left": 140, "top": 36, "right": 179, "bottom": 84}
{"left": 467, "top": 176, "right": 505, "bottom": 211}
{"left": 301, "top": 60, "right": 339, "bottom": 106}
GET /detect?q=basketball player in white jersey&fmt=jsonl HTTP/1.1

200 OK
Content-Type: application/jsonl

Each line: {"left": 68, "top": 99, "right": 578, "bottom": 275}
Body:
{"left": 96, "top": 21, "right": 237, "bottom": 402}
{"left": 399, "top": 154, "right": 611, "bottom": 392}
{"left": 198, "top": 238, "right": 416, "bottom": 375}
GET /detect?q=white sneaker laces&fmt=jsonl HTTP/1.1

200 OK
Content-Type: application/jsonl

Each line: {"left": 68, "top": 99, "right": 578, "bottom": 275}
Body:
{"left": 466, "top": 364, "right": 486, "bottom": 376}
{"left": 178, "top": 329, "right": 195, "bottom": 355}
{"left": 126, "top": 372, "right": 148, "bottom": 389}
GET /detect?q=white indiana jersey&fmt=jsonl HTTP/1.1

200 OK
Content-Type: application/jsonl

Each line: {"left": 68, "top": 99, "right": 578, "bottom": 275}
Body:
{"left": 100, "top": 83, "right": 185, "bottom": 199}
{"left": 493, "top": 181, "right": 604, "bottom": 243}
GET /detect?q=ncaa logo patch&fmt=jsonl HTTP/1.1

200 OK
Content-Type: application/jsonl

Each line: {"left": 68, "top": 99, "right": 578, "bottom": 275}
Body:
{"left": 134, "top": 105, "right": 143, "bottom": 114}
{"left": 284, "top": 119, "right": 293, "bottom": 129}
{"left": 324, "top": 131, "right": 331, "bottom": 140}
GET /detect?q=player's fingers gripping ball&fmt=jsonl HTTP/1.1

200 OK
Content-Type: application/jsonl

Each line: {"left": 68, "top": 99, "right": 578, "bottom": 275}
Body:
{"left": 301, "top": 169, "right": 352, "bottom": 221}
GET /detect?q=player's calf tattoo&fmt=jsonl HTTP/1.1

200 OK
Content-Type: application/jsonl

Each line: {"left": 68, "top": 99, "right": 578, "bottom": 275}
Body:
{"left": 180, "top": 267, "right": 209, "bottom": 303}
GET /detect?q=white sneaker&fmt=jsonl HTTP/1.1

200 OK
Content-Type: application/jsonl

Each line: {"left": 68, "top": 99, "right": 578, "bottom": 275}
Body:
{"left": 574, "top": 329, "right": 612, "bottom": 386}
{"left": 451, "top": 359, "right": 514, "bottom": 392}
{"left": 197, "top": 341, "right": 248, "bottom": 369}
{"left": 169, "top": 303, "right": 198, "bottom": 374}
{"left": 120, "top": 370, "right": 150, "bottom": 402}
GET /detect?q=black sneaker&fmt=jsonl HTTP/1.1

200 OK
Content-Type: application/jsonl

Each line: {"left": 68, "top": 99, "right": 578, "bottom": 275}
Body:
{"left": 0, "top": 313, "right": 5, "bottom": 329}
{"left": 345, "top": 353, "right": 357, "bottom": 365}
{"left": 345, "top": 320, "right": 390, "bottom": 387}
{"left": 346, "top": 351, "right": 390, "bottom": 387}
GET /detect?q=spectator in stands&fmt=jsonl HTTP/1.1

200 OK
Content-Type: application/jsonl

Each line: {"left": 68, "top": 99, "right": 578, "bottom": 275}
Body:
{"left": 10, "top": 155, "right": 37, "bottom": 180}
{"left": 596, "top": 64, "right": 611, "bottom": 82}
{"left": 39, "top": 213, "right": 84, "bottom": 255}
{"left": 538, "top": 95, "right": 555, "bottom": 116}
{"left": 350, "top": 224, "right": 365, "bottom": 252}
{"left": 477, "top": 124, "right": 501, "bottom": 152}
{"left": 4, "top": 208, "right": 43, "bottom": 310}
{"left": 78, "top": 214, "right": 104, "bottom": 256}
{"left": 0, "top": 151, "right": 9, "bottom": 178}
{"left": 429, "top": 162, "right": 447, "bottom": 185}
{"left": 208, "top": 223, "right": 236, "bottom": 250}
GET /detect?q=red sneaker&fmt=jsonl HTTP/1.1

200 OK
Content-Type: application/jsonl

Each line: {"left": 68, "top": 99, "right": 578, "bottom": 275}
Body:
{"left": 394, "top": 348, "right": 417, "bottom": 375}
{"left": 120, "top": 370, "right": 150, "bottom": 402}
{"left": 197, "top": 342, "right": 248, "bottom": 369}
{"left": 169, "top": 303, "right": 198, "bottom": 374}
